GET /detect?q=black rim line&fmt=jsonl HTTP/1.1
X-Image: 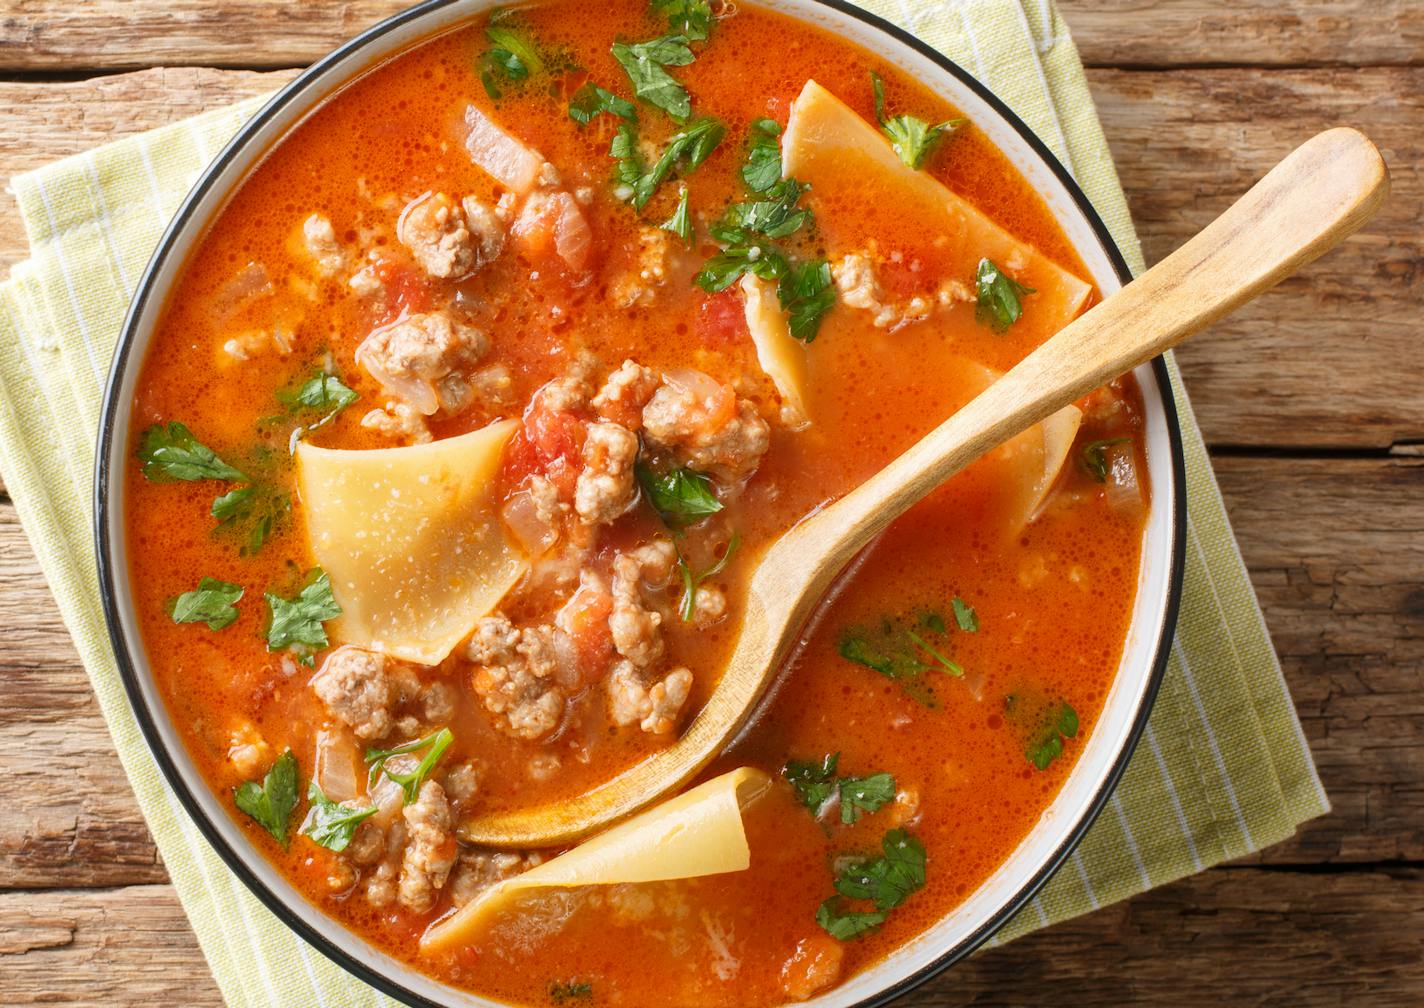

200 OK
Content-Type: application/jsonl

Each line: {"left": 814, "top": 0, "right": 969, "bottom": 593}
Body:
{"left": 91, "top": 2, "right": 1189, "bottom": 1006}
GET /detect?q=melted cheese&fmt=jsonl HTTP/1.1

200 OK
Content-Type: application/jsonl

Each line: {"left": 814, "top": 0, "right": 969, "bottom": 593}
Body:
{"left": 420, "top": 767, "right": 772, "bottom": 952}
{"left": 739, "top": 274, "right": 810, "bottom": 427}
{"left": 295, "top": 421, "right": 526, "bottom": 665}
{"left": 782, "top": 80, "right": 1092, "bottom": 331}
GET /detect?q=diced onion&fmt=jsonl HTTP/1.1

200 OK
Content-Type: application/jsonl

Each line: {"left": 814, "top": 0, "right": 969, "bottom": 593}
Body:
{"left": 312, "top": 728, "right": 361, "bottom": 803}
{"left": 464, "top": 104, "right": 545, "bottom": 196}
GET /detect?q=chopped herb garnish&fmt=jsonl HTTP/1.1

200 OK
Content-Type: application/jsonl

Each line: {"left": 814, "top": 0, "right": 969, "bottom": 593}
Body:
{"left": 1026, "top": 701, "right": 1080, "bottom": 770}
{"left": 693, "top": 241, "right": 788, "bottom": 293}
{"left": 676, "top": 533, "right": 739, "bottom": 622}
{"left": 816, "top": 898, "right": 886, "bottom": 940}
{"left": 742, "top": 118, "right": 784, "bottom": 193}
{"left": 365, "top": 728, "right": 454, "bottom": 803}
{"left": 610, "top": 121, "right": 645, "bottom": 192}
{"left": 167, "top": 577, "right": 244, "bottom": 631}
{"left": 975, "top": 257, "right": 1035, "bottom": 332}
{"left": 264, "top": 569, "right": 341, "bottom": 666}
{"left": 783, "top": 753, "right": 840, "bottom": 814}
{"left": 137, "top": 421, "right": 245, "bottom": 483}
{"left": 838, "top": 606, "right": 972, "bottom": 703}
{"left": 629, "top": 115, "right": 725, "bottom": 209}
{"left": 611, "top": 34, "right": 696, "bottom": 122}
{"left": 549, "top": 979, "right": 594, "bottom": 1003}
{"left": 637, "top": 464, "right": 722, "bottom": 526}
{"left": 270, "top": 367, "right": 360, "bottom": 450}
{"left": 838, "top": 772, "right": 897, "bottom": 824}
{"left": 716, "top": 177, "right": 813, "bottom": 240}
{"left": 779, "top": 258, "right": 836, "bottom": 343}
{"left": 951, "top": 596, "right": 979, "bottom": 632}
{"left": 569, "top": 81, "right": 637, "bottom": 125}
{"left": 817, "top": 829, "right": 927, "bottom": 940}
{"left": 650, "top": 0, "right": 715, "bottom": 40}
{"left": 233, "top": 749, "right": 299, "bottom": 848}
{"left": 870, "top": 71, "right": 962, "bottom": 170}
{"left": 300, "top": 781, "right": 378, "bottom": 853}
{"left": 660, "top": 186, "right": 694, "bottom": 243}
{"left": 480, "top": 15, "right": 545, "bottom": 100}
{"left": 1083, "top": 437, "right": 1131, "bottom": 483}
{"left": 212, "top": 482, "right": 290, "bottom": 555}
{"left": 832, "top": 829, "right": 927, "bottom": 910}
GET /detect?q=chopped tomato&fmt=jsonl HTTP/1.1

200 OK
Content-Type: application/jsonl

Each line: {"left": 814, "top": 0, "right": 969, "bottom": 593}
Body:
{"left": 504, "top": 398, "right": 587, "bottom": 498}
{"left": 512, "top": 191, "right": 595, "bottom": 274}
{"left": 374, "top": 260, "right": 432, "bottom": 323}
{"left": 558, "top": 578, "right": 615, "bottom": 682}
{"left": 695, "top": 289, "right": 750, "bottom": 347}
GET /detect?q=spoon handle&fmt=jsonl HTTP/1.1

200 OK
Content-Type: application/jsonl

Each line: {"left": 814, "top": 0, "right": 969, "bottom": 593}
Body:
{"left": 773, "top": 127, "right": 1388, "bottom": 589}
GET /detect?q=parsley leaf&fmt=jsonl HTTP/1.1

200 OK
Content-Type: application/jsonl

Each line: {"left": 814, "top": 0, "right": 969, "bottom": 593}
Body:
{"left": 212, "top": 483, "right": 290, "bottom": 555}
{"left": 742, "top": 118, "right": 784, "bottom": 193}
{"left": 1083, "top": 437, "right": 1131, "bottom": 483}
{"left": 629, "top": 116, "right": 725, "bottom": 209}
{"left": 1027, "top": 701, "right": 1080, "bottom": 770}
{"left": 479, "top": 16, "right": 544, "bottom": 100}
{"left": 637, "top": 464, "right": 722, "bottom": 526}
{"left": 265, "top": 569, "right": 341, "bottom": 666}
{"left": 233, "top": 749, "right": 299, "bottom": 848}
{"left": 694, "top": 242, "right": 789, "bottom": 293}
{"left": 610, "top": 121, "right": 645, "bottom": 192}
{"left": 676, "top": 533, "right": 739, "bottom": 622}
{"left": 870, "top": 71, "right": 962, "bottom": 170}
{"left": 270, "top": 367, "right": 360, "bottom": 450}
{"left": 951, "top": 596, "right": 978, "bottom": 632}
{"left": 833, "top": 829, "right": 927, "bottom": 910}
{"left": 719, "top": 177, "right": 812, "bottom": 240}
{"left": 660, "top": 186, "right": 694, "bottom": 243}
{"left": 651, "top": 0, "right": 715, "bottom": 40}
{"left": 816, "top": 898, "right": 886, "bottom": 940}
{"left": 300, "top": 781, "right": 378, "bottom": 852}
{"left": 137, "top": 422, "right": 245, "bottom": 483}
{"left": 167, "top": 577, "right": 244, "bottom": 631}
{"left": 975, "top": 258, "right": 1035, "bottom": 332}
{"left": 839, "top": 606, "right": 978, "bottom": 702}
{"left": 365, "top": 728, "right": 454, "bottom": 803}
{"left": 611, "top": 35, "right": 696, "bottom": 122}
{"left": 783, "top": 753, "right": 840, "bottom": 813}
{"left": 549, "top": 979, "right": 594, "bottom": 1003}
{"left": 779, "top": 258, "right": 835, "bottom": 343}
{"left": 838, "top": 772, "right": 897, "bottom": 824}
{"left": 569, "top": 82, "right": 637, "bottom": 125}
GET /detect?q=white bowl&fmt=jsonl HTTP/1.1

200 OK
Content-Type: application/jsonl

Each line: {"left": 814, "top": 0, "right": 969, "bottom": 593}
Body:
{"left": 95, "top": 2, "right": 1186, "bottom": 1005}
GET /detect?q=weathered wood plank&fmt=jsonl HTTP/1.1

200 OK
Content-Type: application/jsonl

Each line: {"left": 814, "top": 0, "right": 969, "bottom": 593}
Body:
{"left": 4, "top": 869, "right": 1423, "bottom": 1006}
{"left": 1, "top": 456, "right": 1419, "bottom": 888}
{"left": 1, "top": 66, "right": 1418, "bottom": 449}
{"left": 0, "top": 67, "right": 296, "bottom": 277}
{"left": 0, "top": 0, "right": 1420, "bottom": 72}
{"left": 1091, "top": 66, "right": 1424, "bottom": 451}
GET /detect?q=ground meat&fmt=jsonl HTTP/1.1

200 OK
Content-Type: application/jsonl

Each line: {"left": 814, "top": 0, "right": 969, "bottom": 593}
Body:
{"left": 539, "top": 350, "right": 599, "bottom": 413}
{"left": 347, "top": 818, "right": 387, "bottom": 866}
{"left": 397, "top": 781, "right": 458, "bottom": 914}
{"left": 442, "top": 762, "right": 481, "bottom": 804}
{"left": 609, "top": 543, "right": 677, "bottom": 667}
{"left": 609, "top": 226, "right": 673, "bottom": 307}
{"left": 591, "top": 359, "right": 661, "bottom": 429}
{"left": 607, "top": 661, "right": 693, "bottom": 734}
{"left": 397, "top": 192, "right": 504, "bottom": 279}
{"left": 310, "top": 646, "right": 395, "bottom": 741}
{"left": 360, "top": 400, "right": 432, "bottom": 444}
{"left": 364, "top": 819, "right": 406, "bottom": 908}
{"left": 687, "top": 583, "right": 728, "bottom": 627}
{"left": 466, "top": 616, "right": 568, "bottom": 740}
{"left": 574, "top": 421, "right": 639, "bottom": 525}
{"left": 469, "top": 362, "right": 516, "bottom": 407}
{"left": 226, "top": 722, "right": 272, "bottom": 779}
{"left": 302, "top": 213, "right": 347, "bottom": 277}
{"left": 642, "top": 377, "right": 770, "bottom": 483}
{"left": 832, "top": 250, "right": 972, "bottom": 330}
{"left": 449, "top": 849, "right": 545, "bottom": 908}
{"left": 221, "top": 327, "right": 294, "bottom": 363}
{"left": 356, "top": 310, "right": 489, "bottom": 416}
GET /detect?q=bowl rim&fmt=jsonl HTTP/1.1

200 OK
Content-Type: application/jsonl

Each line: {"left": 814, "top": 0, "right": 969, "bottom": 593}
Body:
{"left": 93, "top": 1, "right": 1187, "bottom": 1005}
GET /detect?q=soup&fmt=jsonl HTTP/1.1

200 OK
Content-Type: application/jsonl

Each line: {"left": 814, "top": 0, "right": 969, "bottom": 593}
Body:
{"left": 124, "top": 1, "right": 1150, "bottom": 1004}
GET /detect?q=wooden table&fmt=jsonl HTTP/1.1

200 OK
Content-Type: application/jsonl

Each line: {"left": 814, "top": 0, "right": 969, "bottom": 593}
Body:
{"left": 1, "top": 2, "right": 1420, "bottom": 1003}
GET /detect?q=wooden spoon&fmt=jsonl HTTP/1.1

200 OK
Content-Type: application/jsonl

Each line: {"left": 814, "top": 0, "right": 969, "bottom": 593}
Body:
{"left": 460, "top": 127, "right": 1388, "bottom": 849}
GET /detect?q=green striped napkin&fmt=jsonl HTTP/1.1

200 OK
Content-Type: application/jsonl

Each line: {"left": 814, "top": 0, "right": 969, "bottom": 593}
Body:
{"left": 0, "top": 1, "right": 1327, "bottom": 1004}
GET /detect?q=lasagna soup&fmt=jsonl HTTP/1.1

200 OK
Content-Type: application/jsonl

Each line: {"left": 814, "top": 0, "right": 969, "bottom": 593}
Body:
{"left": 124, "top": 1, "right": 1151, "bottom": 1004}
